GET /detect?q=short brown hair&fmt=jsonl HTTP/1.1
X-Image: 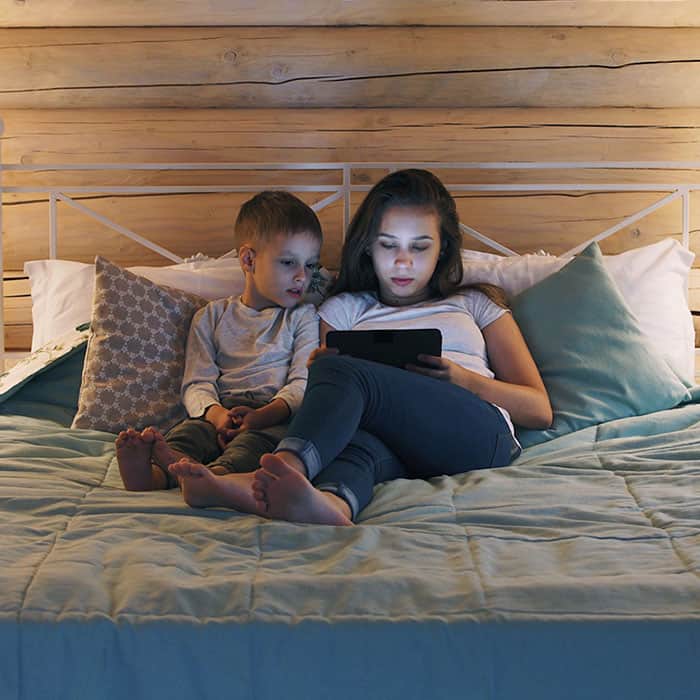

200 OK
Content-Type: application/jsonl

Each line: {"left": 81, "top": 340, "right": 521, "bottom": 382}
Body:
{"left": 234, "top": 191, "right": 323, "bottom": 249}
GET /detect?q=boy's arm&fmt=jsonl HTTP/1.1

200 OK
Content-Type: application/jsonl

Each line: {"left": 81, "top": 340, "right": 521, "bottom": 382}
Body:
{"left": 181, "top": 304, "right": 223, "bottom": 418}
{"left": 270, "top": 306, "right": 320, "bottom": 417}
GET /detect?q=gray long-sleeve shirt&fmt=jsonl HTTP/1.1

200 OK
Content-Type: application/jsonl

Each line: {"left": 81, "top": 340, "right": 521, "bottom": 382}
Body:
{"left": 181, "top": 297, "right": 319, "bottom": 418}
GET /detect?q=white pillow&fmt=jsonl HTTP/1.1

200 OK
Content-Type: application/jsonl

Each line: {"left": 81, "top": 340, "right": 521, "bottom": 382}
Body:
{"left": 25, "top": 255, "right": 245, "bottom": 351}
{"left": 461, "top": 238, "right": 696, "bottom": 384}
{"left": 24, "top": 254, "right": 331, "bottom": 351}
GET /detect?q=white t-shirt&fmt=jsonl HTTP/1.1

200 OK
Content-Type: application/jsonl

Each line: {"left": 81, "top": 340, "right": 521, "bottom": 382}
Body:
{"left": 319, "top": 289, "right": 515, "bottom": 434}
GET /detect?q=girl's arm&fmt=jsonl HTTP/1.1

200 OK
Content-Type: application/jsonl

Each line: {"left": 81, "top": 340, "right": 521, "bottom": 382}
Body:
{"left": 468, "top": 313, "right": 552, "bottom": 429}
{"left": 411, "top": 312, "right": 552, "bottom": 429}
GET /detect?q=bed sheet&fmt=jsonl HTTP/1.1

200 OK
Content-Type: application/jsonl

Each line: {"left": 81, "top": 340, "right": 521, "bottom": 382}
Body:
{"left": 0, "top": 402, "right": 699, "bottom": 700}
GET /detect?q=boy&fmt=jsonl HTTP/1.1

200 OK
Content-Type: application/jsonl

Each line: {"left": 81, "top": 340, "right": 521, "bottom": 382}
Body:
{"left": 116, "top": 190, "right": 322, "bottom": 511}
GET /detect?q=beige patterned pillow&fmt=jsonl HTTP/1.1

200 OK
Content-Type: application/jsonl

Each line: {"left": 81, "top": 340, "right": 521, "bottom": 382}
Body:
{"left": 72, "top": 257, "right": 206, "bottom": 434}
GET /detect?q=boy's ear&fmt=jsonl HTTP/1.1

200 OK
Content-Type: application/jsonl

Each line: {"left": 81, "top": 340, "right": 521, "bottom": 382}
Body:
{"left": 239, "top": 245, "right": 256, "bottom": 272}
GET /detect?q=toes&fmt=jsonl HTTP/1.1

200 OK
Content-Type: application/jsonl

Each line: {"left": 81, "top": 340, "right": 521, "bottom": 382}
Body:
{"left": 140, "top": 427, "right": 157, "bottom": 443}
{"left": 253, "top": 468, "right": 277, "bottom": 488}
{"left": 169, "top": 458, "right": 206, "bottom": 478}
{"left": 252, "top": 487, "right": 269, "bottom": 512}
{"left": 168, "top": 458, "right": 188, "bottom": 475}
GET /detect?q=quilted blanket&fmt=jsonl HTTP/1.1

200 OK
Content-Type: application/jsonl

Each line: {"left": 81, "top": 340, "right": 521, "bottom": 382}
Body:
{"left": 0, "top": 403, "right": 699, "bottom": 700}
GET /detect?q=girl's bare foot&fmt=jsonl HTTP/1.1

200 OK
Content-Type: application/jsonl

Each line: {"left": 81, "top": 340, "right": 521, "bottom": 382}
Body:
{"left": 253, "top": 453, "right": 353, "bottom": 526}
{"left": 116, "top": 428, "right": 162, "bottom": 491}
{"left": 168, "top": 457, "right": 260, "bottom": 512}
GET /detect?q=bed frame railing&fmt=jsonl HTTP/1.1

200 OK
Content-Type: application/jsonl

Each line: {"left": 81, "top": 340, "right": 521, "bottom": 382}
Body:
{"left": 2, "top": 118, "right": 700, "bottom": 368}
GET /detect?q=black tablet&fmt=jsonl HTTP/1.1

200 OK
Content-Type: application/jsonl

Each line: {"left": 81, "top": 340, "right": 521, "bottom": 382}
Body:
{"left": 326, "top": 329, "right": 442, "bottom": 369}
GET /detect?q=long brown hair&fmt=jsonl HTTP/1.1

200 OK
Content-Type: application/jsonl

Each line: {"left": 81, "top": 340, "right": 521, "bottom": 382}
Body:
{"left": 331, "top": 169, "right": 507, "bottom": 307}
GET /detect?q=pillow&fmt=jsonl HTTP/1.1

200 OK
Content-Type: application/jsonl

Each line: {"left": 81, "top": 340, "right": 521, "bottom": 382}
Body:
{"left": 0, "top": 324, "right": 89, "bottom": 404}
{"left": 511, "top": 242, "right": 691, "bottom": 447}
{"left": 71, "top": 258, "right": 207, "bottom": 435}
{"left": 24, "top": 254, "right": 333, "bottom": 351}
{"left": 24, "top": 254, "right": 244, "bottom": 351}
{"left": 462, "top": 239, "right": 696, "bottom": 384}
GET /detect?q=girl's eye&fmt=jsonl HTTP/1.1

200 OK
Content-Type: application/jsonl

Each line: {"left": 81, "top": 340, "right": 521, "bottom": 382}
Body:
{"left": 380, "top": 243, "right": 397, "bottom": 250}
{"left": 412, "top": 247, "right": 429, "bottom": 253}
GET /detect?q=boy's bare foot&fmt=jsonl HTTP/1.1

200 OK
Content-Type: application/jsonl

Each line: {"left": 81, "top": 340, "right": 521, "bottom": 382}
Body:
{"left": 253, "top": 453, "right": 353, "bottom": 526}
{"left": 116, "top": 428, "right": 161, "bottom": 491}
{"left": 141, "top": 427, "right": 183, "bottom": 471}
{"left": 168, "top": 457, "right": 260, "bottom": 512}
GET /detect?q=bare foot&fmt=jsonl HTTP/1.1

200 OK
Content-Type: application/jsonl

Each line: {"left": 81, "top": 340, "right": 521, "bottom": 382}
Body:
{"left": 253, "top": 453, "right": 353, "bottom": 526}
{"left": 116, "top": 428, "right": 160, "bottom": 491}
{"left": 141, "top": 427, "right": 183, "bottom": 471}
{"left": 168, "top": 457, "right": 260, "bottom": 512}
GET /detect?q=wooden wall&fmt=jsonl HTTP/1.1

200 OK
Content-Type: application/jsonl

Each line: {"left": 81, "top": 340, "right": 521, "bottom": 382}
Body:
{"left": 2, "top": 1, "right": 700, "bottom": 363}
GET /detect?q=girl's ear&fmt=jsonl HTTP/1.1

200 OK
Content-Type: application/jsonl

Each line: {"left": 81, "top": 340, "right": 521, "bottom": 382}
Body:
{"left": 239, "top": 245, "right": 256, "bottom": 272}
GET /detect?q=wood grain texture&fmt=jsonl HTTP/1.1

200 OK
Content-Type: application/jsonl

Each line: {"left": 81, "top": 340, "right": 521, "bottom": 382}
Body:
{"left": 6, "top": 108, "right": 700, "bottom": 164}
{"left": 2, "top": 27, "right": 700, "bottom": 108}
{"left": 1, "top": 1, "right": 699, "bottom": 27}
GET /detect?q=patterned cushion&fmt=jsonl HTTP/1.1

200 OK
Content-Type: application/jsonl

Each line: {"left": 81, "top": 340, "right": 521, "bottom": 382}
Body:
{"left": 72, "top": 257, "right": 206, "bottom": 434}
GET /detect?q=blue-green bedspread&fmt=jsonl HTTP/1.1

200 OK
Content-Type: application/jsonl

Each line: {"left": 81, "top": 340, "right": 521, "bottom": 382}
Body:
{"left": 1, "top": 399, "right": 699, "bottom": 699}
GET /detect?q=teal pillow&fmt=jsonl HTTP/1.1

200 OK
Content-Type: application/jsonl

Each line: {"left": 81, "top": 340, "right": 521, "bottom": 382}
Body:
{"left": 511, "top": 242, "right": 691, "bottom": 447}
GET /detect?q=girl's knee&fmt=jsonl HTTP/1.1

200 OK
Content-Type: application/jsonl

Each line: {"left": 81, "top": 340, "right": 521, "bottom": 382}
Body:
{"left": 309, "top": 353, "right": 361, "bottom": 378}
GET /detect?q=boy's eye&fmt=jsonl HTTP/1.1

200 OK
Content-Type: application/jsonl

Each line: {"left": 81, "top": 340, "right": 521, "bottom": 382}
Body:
{"left": 306, "top": 262, "right": 320, "bottom": 271}
{"left": 279, "top": 260, "right": 295, "bottom": 266}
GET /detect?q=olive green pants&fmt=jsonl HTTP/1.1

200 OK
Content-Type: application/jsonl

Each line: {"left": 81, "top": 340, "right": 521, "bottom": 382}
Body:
{"left": 163, "top": 416, "right": 289, "bottom": 486}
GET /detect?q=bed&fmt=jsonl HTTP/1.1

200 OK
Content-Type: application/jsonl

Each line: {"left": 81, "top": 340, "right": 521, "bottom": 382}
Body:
{"left": 1, "top": 155, "right": 699, "bottom": 700}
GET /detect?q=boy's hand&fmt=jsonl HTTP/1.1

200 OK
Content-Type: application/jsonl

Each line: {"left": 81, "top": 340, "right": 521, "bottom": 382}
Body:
{"left": 216, "top": 406, "right": 265, "bottom": 448}
{"left": 227, "top": 405, "right": 265, "bottom": 430}
{"left": 204, "top": 405, "right": 236, "bottom": 450}
{"left": 306, "top": 344, "right": 339, "bottom": 368}
{"left": 204, "top": 404, "right": 233, "bottom": 432}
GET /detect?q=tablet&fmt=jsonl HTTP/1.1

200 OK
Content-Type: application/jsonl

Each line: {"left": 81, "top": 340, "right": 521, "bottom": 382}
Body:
{"left": 326, "top": 329, "right": 442, "bottom": 369}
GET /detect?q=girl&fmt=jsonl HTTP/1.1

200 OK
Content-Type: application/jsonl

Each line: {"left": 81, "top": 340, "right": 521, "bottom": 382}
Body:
{"left": 170, "top": 169, "right": 552, "bottom": 524}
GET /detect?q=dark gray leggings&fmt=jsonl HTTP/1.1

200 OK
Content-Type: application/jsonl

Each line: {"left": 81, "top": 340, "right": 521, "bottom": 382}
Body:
{"left": 275, "top": 355, "right": 521, "bottom": 519}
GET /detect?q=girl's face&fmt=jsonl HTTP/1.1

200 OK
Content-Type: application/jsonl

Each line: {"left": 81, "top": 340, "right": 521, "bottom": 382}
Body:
{"left": 370, "top": 206, "right": 441, "bottom": 305}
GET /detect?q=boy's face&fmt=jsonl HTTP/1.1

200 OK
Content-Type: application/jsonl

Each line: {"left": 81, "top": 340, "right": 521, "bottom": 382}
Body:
{"left": 241, "top": 231, "right": 321, "bottom": 310}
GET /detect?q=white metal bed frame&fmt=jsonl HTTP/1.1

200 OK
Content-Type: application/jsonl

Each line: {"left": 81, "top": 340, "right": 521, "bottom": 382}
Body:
{"left": 1, "top": 118, "right": 699, "bottom": 369}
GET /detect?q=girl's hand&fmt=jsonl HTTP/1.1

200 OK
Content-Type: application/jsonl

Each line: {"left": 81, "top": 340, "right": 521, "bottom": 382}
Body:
{"left": 306, "top": 344, "right": 339, "bottom": 368}
{"left": 406, "top": 355, "right": 467, "bottom": 385}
